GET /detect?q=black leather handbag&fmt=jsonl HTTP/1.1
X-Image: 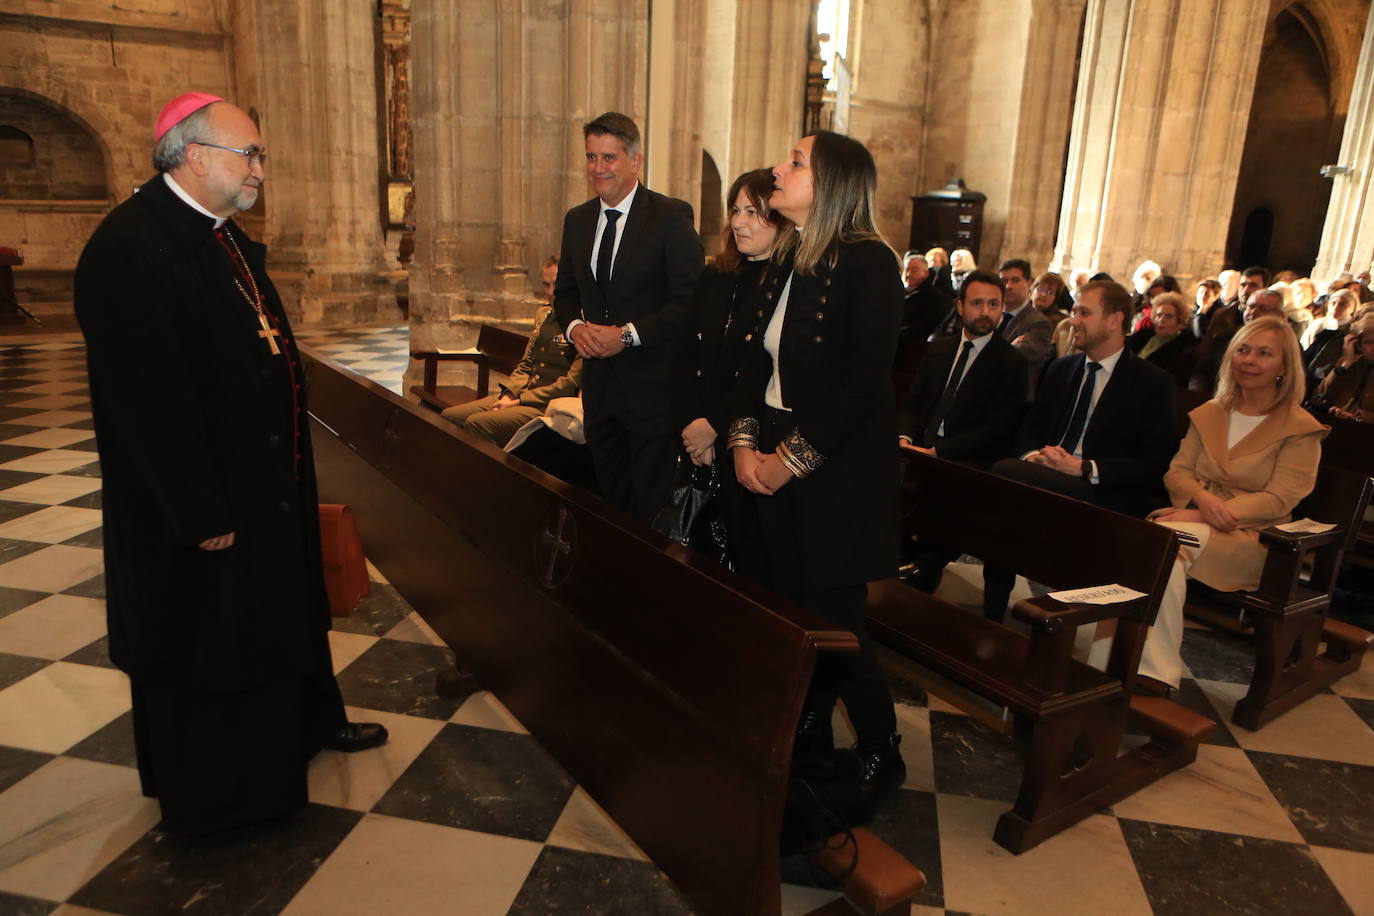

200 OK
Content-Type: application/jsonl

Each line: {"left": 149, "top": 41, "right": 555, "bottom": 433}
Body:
{"left": 652, "top": 453, "right": 731, "bottom": 567}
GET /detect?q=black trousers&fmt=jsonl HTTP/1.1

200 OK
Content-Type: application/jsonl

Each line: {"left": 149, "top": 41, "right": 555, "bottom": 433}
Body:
{"left": 584, "top": 405, "right": 677, "bottom": 526}
{"left": 741, "top": 408, "right": 897, "bottom": 745}
{"left": 131, "top": 626, "right": 346, "bottom": 837}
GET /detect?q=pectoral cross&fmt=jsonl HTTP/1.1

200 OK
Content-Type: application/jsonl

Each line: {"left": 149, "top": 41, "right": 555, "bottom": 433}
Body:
{"left": 256, "top": 311, "right": 283, "bottom": 356}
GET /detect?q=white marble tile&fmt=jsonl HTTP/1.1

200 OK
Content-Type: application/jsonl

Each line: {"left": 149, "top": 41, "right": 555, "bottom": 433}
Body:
{"left": 327, "top": 630, "right": 377, "bottom": 674}
{"left": 9, "top": 382, "right": 88, "bottom": 396}
{"left": 0, "top": 758, "right": 157, "bottom": 902}
{"left": 364, "top": 559, "right": 389, "bottom": 584}
{"left": 1310, "top": 845, "right": 1374, "bottom": 916}
{"left": 307, "top": 705, "right": 444, "bottom": 812}
{"left": 450, "top": 690, "right": 529, "bottom": 734}
{"left": 8, "top": 410, "right": 93, "bottom": 428}
{"left": 779, "top": 884, "right": 844, "bottom": 916}
{"left": 0, "top": 545, "right": 103, "bottom": 593}
{"left": 544, "top": 786, "right": 649, "bottom": 861}
{"left": 0, "top": 428, "right": 94, "bottom": 448}
{"left": 7, "top": 395, "right": 90, "bottom": 411}
{"left": 0, "top": 506, "right": 102, "bottom": 544}
{"left": 895, "top": 703, "right": 937, "bottom": 793}
{"left": 383, "top": 611, "right": 445, "bottom": 647}
{"left": 9, "top": 372, "right": 86, "bottom": 384}
{"left": 1329, "top": 646, "right": 1374, "bottom": 701}
{"left": 1198, "top": 679, "right": 1374, "bottom": 766}
{"left": 344, "top": 359, "right": 404, "bottom": 372}
{"left": 0, "top": 594, "right": 105, "bottom": 660}
{"left": 0, "top": 449, "right": 100, "bottom": 475}
{"left": 0, "top": 661, "right": 129, "bottom": 753}
{"left": 0, "top": 475, "right": 102, "bottom": 506}
{"left": 19, "top": 341, "right": 84, "bottom": 351}
{"left": 280, "top": 813, "right": 541, "bottom": 916}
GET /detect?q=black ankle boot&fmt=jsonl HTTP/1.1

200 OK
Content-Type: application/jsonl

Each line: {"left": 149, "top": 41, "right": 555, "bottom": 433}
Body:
{"left": 855, "top": 733, "right": 905, "bottom": 813}
{"left": 793, "top": 707, "right": 834, "bottom": 758}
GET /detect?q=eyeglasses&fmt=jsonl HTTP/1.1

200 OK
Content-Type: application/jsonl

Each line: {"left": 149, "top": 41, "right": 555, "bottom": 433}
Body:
{"left": 193, "top": 141, "right": 267, "bottom": 166}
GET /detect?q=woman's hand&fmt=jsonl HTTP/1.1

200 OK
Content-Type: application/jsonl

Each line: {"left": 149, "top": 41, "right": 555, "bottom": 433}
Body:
{"left": 755, "top": 452, "right": 796, "bottom": 493}
{"left": 681, "top": 418, "right": 716, "bottom": 463}
{"left": 734, "top": 447, "right": 769, "bottom": 493}
{"left": 1192, "top": 489, "right": 1239, "bottom": 532}
{"left": 693, "top": 445, "right": 715, "bottom": 467}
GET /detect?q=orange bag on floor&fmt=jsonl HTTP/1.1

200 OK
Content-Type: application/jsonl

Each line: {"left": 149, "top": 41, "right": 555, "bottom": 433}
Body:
{"left": 318, "top": 504, "right": 370, "bottom": 617}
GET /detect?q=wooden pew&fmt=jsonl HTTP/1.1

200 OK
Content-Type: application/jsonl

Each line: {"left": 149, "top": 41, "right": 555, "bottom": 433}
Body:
{"left": 409, "top": 323, "right": 528, "bottom": 412}
{"left": 301, "top": 348, "right": 923, "bottom": 916}
{"left": 1187, "top": 464, "right": 1374, "bottom": 730}
{"left": 1315, "top": 413, "right": 1374, "bottom": 559}
{"left": 868, "top": 449, "right": 1215, "bottom": 854}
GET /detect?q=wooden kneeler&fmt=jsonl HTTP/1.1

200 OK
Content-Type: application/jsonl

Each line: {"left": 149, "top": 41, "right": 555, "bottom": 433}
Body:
{"left": 804, "top": 828, "right": 927, "bottom": 916}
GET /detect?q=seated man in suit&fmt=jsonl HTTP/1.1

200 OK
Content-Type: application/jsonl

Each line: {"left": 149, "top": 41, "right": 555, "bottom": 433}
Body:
{"left": 982, "top": 280, "right": 1176, "bottom": 619}
{"left": 898, "top": 251, "right": 953, "bottom": 351}
{"left": 442, "top": 257, "right": 583, "bottom": 446}
{"left": 898, "top": 269, "right": 1028, "bottom": 593}
{"left": 998, "top": 258, "right": 1054, "bottom": 397}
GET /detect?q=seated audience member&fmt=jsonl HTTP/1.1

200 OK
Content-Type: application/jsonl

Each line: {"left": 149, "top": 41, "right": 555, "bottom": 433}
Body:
{"left": 1311, "top": 315, "right": 1374, "bottom": 422}
{"left": 925, "top": 246, "right": 949, "bottom": 270}
{"left": 1031, "top": 271, "right": 1069, "bottom": 321}
{"left": 1137, "top": 318, "right": 1326, "bottom": 691}
{"left": 981, "top": 280, "right": 1176, "bottom": 618}
{"left": 898, "top": 250, "right": 952, "bottom": 353}
{"left": 1271, "top": 281, "right": 1313, "bottom": 339}
{"left": 949, "top": 247, "right": 975, "bottom": 294}
{"left": 1130, "top": 291, "right": 1198, "bottom": 386}
{"left": 1192, "top": 277, "right": 1223, "bottom": 339}
{"left": 1069, "top": 267, "right": 1093, "bottom": 302}
{"left": 506, "top": 395, "right": 598, "bottom": 491}
{"left": 1303, "top": 287, "right": 1359, "bottom": 365}
{"left": 1189, "top": 287, "right": 1286, "bottom": 396}
{"left": 1132, "top": 273, "right": 1182, "bottom": 334}
{"left": 1312, "top": 273, "right": 1354, "bottom": 317}
{"left": 898, "top": 269, "right": 1028, "bottom": 467}
{"left": 1272, "top": 269, "right": 1298, "bottom": 284}
{"left": 1051, "top": 311, "right": 1081, "bottom": 359}
{"left": 441, "top": 257, "right": 583, "bottom": 446}
{"left": 1202, "top": 267, "right": 1264, "bottom": 347}
{"left": 1293, "top": 277, "right": 1318, "bottom": 316}
{"left": 998, "top": 258, "right": 1054, "bottom": 396}
{"left": 1357, "top": 269, "right": 1374, "bottom": 303}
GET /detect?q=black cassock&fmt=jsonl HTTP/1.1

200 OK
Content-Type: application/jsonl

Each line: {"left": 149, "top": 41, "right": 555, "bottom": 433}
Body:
{"left": 74, "top": 175, "right": 345, "bottom": 836}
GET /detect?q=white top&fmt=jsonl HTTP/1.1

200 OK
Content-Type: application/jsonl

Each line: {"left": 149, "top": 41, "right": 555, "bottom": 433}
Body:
{"left": 764, "top": 272, "right": 795, "bottom": 410}
{"left": 1226, "top": 410, "right": 1266, "bottom": 449}
{"left": 163, "top": 173, "right": 226, "bottom": 228}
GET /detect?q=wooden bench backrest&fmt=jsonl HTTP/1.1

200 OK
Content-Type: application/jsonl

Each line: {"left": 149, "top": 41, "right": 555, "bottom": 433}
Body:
{"left": 1291, "top": 463, "right": 1374, "bottom": 591}
{"left": 303, "top": 347, "right": 856, "bottom": 916}
{"left": 1319, "top": 415, "right": 1374, "bottom": 478}
{"left": 475, "top": 323, "right": 529, "bottom": 377}
{"left": 901, "top": 450, "right": 1178, "bottom": 605}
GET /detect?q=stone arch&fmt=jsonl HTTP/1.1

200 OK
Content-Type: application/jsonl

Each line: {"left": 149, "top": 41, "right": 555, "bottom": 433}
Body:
{"left": 0, "top": 92, "right": 107, "bottom": 199}
{"left": 0, "top": 83, "right": 121, "bottom": 204}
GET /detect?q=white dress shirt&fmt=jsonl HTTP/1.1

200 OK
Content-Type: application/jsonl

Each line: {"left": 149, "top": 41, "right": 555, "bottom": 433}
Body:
{"left": 1024, "top": 344, "right": 1124, "bottom": 483}
{"left": 567, "top": 183, "right": 641, "bottom": 346}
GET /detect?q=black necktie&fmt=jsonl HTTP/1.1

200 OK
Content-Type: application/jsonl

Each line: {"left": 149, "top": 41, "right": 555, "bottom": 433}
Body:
{"left": 1058, "top": 361, "right": 1102, "bottom": 455}
{"left": 596, "top": 209, "right": 621, "bottom": 292}
{"left": 924, "top": 340, "right": 975, "bottom": 446}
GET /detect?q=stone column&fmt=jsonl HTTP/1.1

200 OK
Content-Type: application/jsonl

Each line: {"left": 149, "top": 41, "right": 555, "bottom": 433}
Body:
{"left": 408, "top": 0, "right": 647, "bottom": 377}
{"left": 250, "top": 0, "right": 398, "bottom": 325}
{"left": 1312, "top": 3, "right": 1374, "bottom": 284}
{"left": 1052, "top": 0, "right": 1269, "bottom": 281}
{"left": 726, "top": 0, "right": 811, "bottom": 182}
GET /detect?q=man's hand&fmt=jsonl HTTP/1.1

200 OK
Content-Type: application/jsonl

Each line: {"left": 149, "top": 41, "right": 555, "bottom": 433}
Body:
{"left": 899, "top": 439, "right": 934, "bottom": 455}
{"left": 199, "top": 532, "right": 236, "bottom": 551}
{"left": 1036, "top": 445, "right": 1083, "bottom": 476}
{"left": 490, "top": 394, "right": 519, "bottom": 411}
{"left": 571, "top": 323, "right": 625, "bottom": 358}
{"left": 1192, "top": 489, "right": 1239, "bottom": 532}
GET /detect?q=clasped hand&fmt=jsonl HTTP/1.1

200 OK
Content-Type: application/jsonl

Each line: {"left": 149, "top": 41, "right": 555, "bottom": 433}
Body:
{"left": 1155, "top": 489, "right": 1238, "bottom": 532}
{"left": 682, "top": 417, "right": 716, "bottom": 466}
{"left": 734, "top": 448, "right": 795, "bottom": 495}
{"left": 569, "top": 323, "right": 625, "bottom": 359}
{"left": 1025, "top": 445, "right": 1081, "bottom": 475}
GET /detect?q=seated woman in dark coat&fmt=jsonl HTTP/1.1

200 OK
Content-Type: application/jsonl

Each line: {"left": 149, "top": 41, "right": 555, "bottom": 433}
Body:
{"left": 1311, "top": 314, "right": 1374, "bottom": 422}
{"left": 1129, "top": 291, "right": 1197, "bottom": 386}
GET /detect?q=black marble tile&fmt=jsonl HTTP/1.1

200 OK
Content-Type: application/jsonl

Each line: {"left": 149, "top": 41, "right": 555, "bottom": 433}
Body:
{"left": 0, "top": 744, "right": 54, "bottom": 795}
{"left": 1170, "top": 678, "right": 1237, "bottom": 747}
{"left": 0, "top": 369, "right": 38, "bottom": 378}
{"left": 69, "top": 803, "right": 363, "bottom": 915}
{"left": 867, "top": 787, "right": 943, "bottom": 907}
{"left": 61, "top": 488, "right": 102, "bottom": 510}
{"left": 1179, "top": 626, "right": 1255, "bottom": 685}
{"left": 0, "top": 891, "right": 57, "bottom": 915}
{"left": 65, "top": 460, "right": 101, "bottom": 478}
{"left": 1345, "top": 696, "right": 1374, "bottom": 733}
{"left": 1119, "top": 819, "right": 1351, "bottom": 916}
{"left": 884, "top": 664, "right": 929, "bottom": 708}
{"left": 329, "top": 582, "right": 413, "bottom": 637}
{"left": 929, "top": 710, "right": 1022, "bottom": 803}
{"left": 1247, "top": 751, "right": 1374, "bottom": 854}
{"left": 64, "top": 436, "right": 99, "bottom": 452}
{"left": 0, "top": 379, "right": 42, "bottom": 391}
{"left": 508, "top": 845, "right": 694, "bottom": 915}
{"left": 0, "top": 537, "right": 50, "bottom": 565}
{"left": 0, "top": 407, "right": 42, "bottom": 422}
{"left": 61, "top": 525, "right": 103, "bottom": 548}
{"left": 0, "top": 651, "right": 49, "bottom": 689}
{"left": 374, "top": 723, "right": 575, "bottom": 842}
{"left": 0, "top": 422, "right": 41, "bottom": 441}
{"left": 62, "top": 418, "right": 96, "bottom": 430}
{"left": 0, "top": 499, "right": 43, "bottom": 525}
{"left": 332, "top": 638, "right": 464, "bottom": 719}
{"left": 0, "top": 469, "right": 44, "bottom": 492}
{"left": 62, "top": 573, "right": 105, "bottom": 599}
{"left": 0, "top": 584, "right": 48, "bottom": 620}
{"left": 64, "top": 634, "right": 117, "bottom": 669}
{"left": 65, "top": 710, "right": 137, "bottom": 768}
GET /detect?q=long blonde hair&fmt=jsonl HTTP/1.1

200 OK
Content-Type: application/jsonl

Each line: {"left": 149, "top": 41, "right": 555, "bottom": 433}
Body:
{"left": 1215, "top": 317, "right": 1305, "bottom": 413}
{"left": 772, "top": 130, "right": 885, "bottom": 275}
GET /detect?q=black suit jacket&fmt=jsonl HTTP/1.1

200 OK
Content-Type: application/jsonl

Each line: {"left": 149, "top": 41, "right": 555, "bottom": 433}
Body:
{"left": 553, "top": 184, "right": 702, "bottom": 429}
{"left": 1015, "top": 347, "right": 1175, "bottom": 515}
{"left": 1129, "top": 328, "right": 1198, "bottom": 387}
{"left": 898, "top": 333, "right": 1027, "bottom": 467}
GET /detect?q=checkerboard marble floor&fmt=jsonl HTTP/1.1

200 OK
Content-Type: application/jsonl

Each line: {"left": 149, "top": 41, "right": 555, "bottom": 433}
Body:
{"left": 1, "top": 330, "right": 1373, "bottom": 916}
{"left": 296, "top": 324, "right": 410, "bottom": 396}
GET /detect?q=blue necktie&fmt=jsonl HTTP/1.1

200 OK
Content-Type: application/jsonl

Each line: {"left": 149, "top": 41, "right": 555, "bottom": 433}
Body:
{"left": 1058, "top": 361, "right": 1102, "bottom": 455}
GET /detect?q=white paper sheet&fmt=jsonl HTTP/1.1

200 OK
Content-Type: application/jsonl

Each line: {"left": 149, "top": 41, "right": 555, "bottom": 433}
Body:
{"left": 1274, "top": 518, "right": 1337, "bottom": 534}
{"left": 1047, "top": 584, "right": 1147, "bottom": 605}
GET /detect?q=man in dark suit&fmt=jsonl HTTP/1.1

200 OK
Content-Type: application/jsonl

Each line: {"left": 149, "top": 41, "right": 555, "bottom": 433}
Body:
{"left": 553, "top": 112, "right": 703, "bottom": 523}
{"left": 998, "top": 258, "right": 1054, "bottom": 396}
{"left": 982, "top": 280, "right": 1176, "bottom": 619}
{"left": 898, "top": 268, "right": 1027, "bottom": 467}
{"left": 899, "top": 251, "right": 952, "bottom": 346}
{"left": 1189, "top": 288, "right": 1285, "bottom": 395}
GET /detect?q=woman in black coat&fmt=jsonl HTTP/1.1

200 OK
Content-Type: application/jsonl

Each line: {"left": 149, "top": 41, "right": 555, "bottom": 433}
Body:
{"left": 727, "top": 131, "right": 905, "bottom": 812}
{"left": 1128, "top": 291, "right": 1198, "bottom": 386}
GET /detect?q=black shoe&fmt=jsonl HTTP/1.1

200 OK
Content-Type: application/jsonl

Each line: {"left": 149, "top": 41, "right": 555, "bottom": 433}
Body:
{"left": 793, "top": 708, "right": 834, "bottom": 758}
{"left": 855, "top": 734, "right": 905, "bottom": 814}
{"left": 325, "top": 722, "right": 389, "bottom": 752}
{"left": 1132, "top": 675, "right": 1175, "bottom": 699}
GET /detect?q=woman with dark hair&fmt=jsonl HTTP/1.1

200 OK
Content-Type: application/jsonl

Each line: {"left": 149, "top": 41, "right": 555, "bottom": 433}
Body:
{"left": 727, "top": 131, "right": 905, "bottom": 812}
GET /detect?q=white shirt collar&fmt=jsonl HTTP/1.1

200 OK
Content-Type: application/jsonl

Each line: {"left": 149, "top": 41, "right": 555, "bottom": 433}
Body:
{"left": 600, "top": 183, "right": 638, "bottom": 217}
{"left": 960, "top": 329, "right": 995, "bottom": 354}
{"left": 1087, "top": 344, "right": 1125, "bottom": 374}
{"left": 163, "top": 172, "right": 227, "bottom": 228}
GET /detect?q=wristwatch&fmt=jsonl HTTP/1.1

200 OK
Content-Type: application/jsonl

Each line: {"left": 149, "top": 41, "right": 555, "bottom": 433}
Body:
{"left": 619, "top": 325, "right": 635, "bottom": 348}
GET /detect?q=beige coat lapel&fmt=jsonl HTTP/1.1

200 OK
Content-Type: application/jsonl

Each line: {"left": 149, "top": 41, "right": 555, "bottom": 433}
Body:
{"left": 1189, "top": 401, "right": 1232, "bottom": 473}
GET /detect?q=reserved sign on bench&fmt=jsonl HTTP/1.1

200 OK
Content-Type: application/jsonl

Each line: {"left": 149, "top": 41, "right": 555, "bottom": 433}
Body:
{"left": 1275, "top": 518, "right": 1338, "bottom": 534}
{"left": 1047, "top": 584, "right": 1147, "bottom": 605}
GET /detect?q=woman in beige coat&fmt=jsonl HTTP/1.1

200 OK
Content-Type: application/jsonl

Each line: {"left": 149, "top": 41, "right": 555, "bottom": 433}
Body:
{"left": 1139, "top": 317, "right": 1327, "bottom": 689}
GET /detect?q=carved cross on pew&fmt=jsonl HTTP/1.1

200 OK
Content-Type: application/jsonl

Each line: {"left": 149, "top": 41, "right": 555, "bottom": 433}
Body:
{"left": 255, "top": 311, "right": 283, "bottom": 355}
{"left": 538, "top": 504, "right": 576, "bottom": 589}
